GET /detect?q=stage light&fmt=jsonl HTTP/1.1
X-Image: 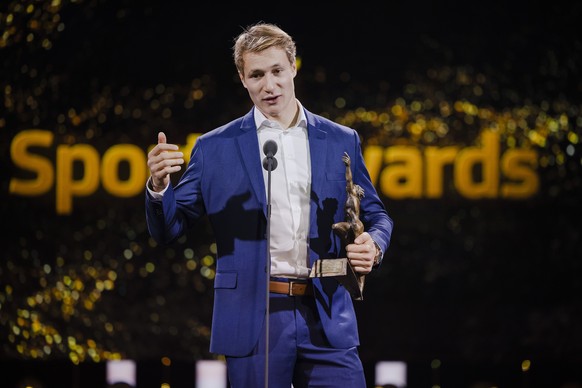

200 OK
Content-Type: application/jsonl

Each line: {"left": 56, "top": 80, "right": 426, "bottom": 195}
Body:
{"left": 106, "top": 359, "right": 136, "bottom": 387}
{"left": 375, "top": 361, "right": 407, "bottom": 388}
{"left": 196, "top": 360, "right": 227, "bottom": 388}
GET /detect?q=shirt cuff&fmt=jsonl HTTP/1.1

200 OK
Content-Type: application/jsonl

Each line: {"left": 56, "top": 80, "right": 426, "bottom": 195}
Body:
{"left": 146, "top": 177, "right": 168, "bottom": 199}
{"left": 372, "top": 240, "right": 383, "bottom": 267}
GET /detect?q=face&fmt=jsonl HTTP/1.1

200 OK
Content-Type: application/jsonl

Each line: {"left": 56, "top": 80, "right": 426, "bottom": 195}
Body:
{"left": 239, "top": 46, "right": 297, "bottom": 126}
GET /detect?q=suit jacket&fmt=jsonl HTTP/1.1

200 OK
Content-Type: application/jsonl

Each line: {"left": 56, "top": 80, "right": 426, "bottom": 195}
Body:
{"left": 145, "top": 106, "right": 393, "bottom": 357}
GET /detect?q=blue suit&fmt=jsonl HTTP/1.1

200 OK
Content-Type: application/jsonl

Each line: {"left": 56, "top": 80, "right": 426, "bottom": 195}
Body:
{"left": 145, "top": 106, "right": 393, "bottom": 359}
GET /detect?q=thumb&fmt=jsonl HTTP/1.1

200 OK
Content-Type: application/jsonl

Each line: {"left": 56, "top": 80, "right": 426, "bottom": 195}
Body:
{"left": 354, "top": 232, "right": 370, "bottom": 245}
{"left": 158, "top": 131, "right": 167, "bottom": 144}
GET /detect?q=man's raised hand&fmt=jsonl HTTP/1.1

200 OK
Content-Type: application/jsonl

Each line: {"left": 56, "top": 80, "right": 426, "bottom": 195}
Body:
{"left": 147, "top": 131, "right": 184, "bottom": 191}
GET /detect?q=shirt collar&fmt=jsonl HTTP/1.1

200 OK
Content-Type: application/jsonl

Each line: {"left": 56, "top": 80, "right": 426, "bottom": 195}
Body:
{"left": 254, "top": 100, "right": 307, "bottom": 130}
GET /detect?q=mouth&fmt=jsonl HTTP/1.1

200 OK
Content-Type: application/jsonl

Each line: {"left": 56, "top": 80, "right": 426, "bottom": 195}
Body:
{"left": 263, "top": 95, "right": 280, "bottom": 105}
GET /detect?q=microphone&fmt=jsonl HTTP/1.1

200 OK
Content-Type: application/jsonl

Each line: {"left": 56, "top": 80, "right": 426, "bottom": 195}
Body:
{"left": 262, "top": 140, "right": 278, "bottom": 171}
{"left": 261, "top": 139, "right": 278, "bottom": 388}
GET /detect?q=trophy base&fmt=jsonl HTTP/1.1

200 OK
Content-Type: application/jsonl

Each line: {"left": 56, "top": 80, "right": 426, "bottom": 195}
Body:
{"left": 309, "top": 258, "right": 365, "bottom": 300}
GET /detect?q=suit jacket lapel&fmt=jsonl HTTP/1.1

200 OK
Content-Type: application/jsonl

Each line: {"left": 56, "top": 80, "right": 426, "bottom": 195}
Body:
{"left": 236, "top": 109, "right": 267, "bottom": 217}
{"left": 307, "top": 111, "right": 328, "bottom": 266}
{"left": 308, "top": 121, "right": 327, "bottom": 206}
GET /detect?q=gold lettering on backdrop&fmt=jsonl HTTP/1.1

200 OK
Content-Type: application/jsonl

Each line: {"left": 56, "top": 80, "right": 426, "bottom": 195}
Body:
{"left": 9, "top": 130, "right": 201, "bottom": 214}
{"left": 380, "top": 146, "right": 423, "bottom": 199}
{"left": 425, "top": 146, "right": 459, "bottom": 198}
{"left": 363, "top": 130, "right": 539, "bottom": 199}
{"left": 10, "top": 129, "right": 55, "bottom": 195}
{"left": 455, "top": 130, "right": 500, "bottom": 198}
{"left": 500, "top": 148, "right": 539, "bottom": 198}
{"left": 9, "top": 129, "right": 539, "bottom": 214}
{"left": 56, "top": 144, "right": 100, "bottom": 214}
{"left": 101, "top": 145, "right": 148, "bottom": 197}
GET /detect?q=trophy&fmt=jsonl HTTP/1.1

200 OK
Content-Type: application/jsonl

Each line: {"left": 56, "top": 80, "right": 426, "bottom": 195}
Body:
{"left": 309, "top": 152, "right": 366, "bottom": 300}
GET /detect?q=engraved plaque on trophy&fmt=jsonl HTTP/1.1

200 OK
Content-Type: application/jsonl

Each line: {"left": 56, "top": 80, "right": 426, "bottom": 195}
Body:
{"left": 310, "top": 152, "right": 366, "bottom": 300}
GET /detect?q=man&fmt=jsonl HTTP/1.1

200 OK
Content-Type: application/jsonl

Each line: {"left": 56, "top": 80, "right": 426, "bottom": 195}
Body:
{"left": 145, "top": 22, "right": 393, "bottom": 388}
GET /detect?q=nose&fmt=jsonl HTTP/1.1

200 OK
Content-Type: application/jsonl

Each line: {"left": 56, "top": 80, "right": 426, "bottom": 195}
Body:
{"left": 263, "top": 73, "right": 276, "bottom": 91}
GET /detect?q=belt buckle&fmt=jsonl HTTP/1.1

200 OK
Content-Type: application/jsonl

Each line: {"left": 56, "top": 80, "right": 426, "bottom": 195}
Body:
{"left": 288, "top": 281, "right": 298, "bottom": 296}
{"left": 288, "top": 281, "right": 306, "bottom": 296}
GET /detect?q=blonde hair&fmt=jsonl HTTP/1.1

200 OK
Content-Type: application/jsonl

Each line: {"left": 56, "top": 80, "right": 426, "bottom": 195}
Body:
{"left": 233, "top": 22, "right": 297, "bottom": 74}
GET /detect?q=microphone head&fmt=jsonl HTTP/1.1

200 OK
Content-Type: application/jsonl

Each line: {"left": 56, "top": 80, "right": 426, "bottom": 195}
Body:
{"left": 262, "top": 156, "right": 278, "bottom": 171}
{"left": 263, "top": 139, "right": 278, "bottom": 157}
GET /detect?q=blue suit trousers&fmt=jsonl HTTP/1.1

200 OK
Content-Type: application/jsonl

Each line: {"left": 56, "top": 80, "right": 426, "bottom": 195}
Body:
{"left": 225, "top": 292, "right": 366, "bottom": 388}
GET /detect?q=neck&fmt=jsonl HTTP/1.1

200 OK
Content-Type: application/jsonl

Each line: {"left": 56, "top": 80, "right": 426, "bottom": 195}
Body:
{"left": 262, "top": 100, "right": 299, "bottom": 129}
{"left": 284, "top": 103, "right": 300, "bottom": 129}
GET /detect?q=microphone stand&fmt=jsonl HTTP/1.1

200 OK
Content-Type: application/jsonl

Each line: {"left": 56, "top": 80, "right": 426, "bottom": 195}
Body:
{"left": 262, "top": 140, "right": 277, "bottom": 388}
{"left": 264, "top": 159, "right": 272, "bottom": 388}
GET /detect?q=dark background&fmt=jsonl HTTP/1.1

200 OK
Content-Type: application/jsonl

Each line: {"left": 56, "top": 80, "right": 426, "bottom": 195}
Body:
{"left": 2, "top": 0, "right": 582, "bottom": 387}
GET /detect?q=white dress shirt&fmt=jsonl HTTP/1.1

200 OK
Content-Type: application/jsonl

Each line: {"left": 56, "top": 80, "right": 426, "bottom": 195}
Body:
{"left": 255, "top": 102, "right": 311, "bottom": 278}
{"left": 147, "top": 101, "right": 312, "bottom": 278}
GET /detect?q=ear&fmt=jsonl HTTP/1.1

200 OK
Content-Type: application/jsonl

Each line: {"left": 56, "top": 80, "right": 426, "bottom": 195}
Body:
{"left": 291, "top": 62, "right": 297, "bottom": 78}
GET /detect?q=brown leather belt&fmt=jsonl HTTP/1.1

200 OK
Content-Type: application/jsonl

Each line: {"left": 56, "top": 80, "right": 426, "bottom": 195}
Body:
{"left": 269, "top": 280, "right": 313, "bottom": 296}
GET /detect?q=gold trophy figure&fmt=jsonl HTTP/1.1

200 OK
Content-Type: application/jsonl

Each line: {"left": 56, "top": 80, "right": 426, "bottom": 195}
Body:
{"left": 310, "top": 152, "right": 366, "bottom": 300}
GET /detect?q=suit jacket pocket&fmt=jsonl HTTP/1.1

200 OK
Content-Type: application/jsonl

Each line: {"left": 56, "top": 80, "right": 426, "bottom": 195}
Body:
{"left": 214, "top": 271, "right": 238, "bottom": 289}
